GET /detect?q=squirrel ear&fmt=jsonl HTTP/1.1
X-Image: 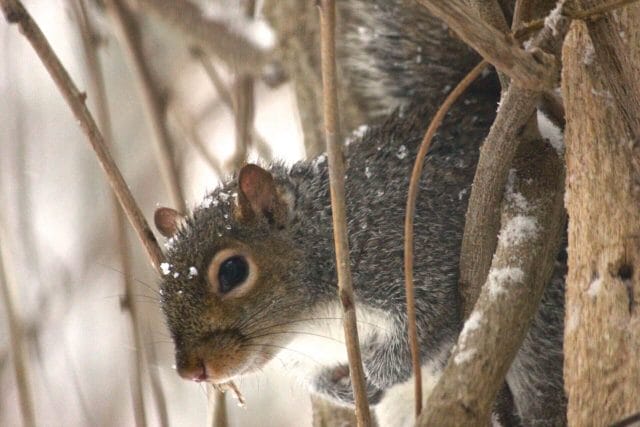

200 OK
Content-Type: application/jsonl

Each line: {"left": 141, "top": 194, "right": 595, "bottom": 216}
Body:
{"left": 237, "top": 164, "right": 287, "bottom": 225}
{"left": 154, "top": 207, "right": 184, "bottom": 238}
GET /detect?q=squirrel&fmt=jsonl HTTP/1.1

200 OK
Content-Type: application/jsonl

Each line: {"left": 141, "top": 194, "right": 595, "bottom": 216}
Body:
{"left": 155, "top": 0, "right": 566, "bottom": 425}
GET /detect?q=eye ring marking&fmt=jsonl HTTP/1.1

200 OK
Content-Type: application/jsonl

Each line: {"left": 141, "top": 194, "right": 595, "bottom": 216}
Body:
{"left": 207, "top": 248, "right": 258, "bottom": 299}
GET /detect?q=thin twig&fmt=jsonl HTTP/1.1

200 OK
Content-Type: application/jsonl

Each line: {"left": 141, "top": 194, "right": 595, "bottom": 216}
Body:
{"left": 69, "top": 1, "right": 152, "bottom": 425}
{"left": 145, "top": 338, "right": 170, "bottom": 427}
{"left": 0, "top": 0, "right": 165, "bottom": 270}
{"left": 0, "top": 213, "right": 35, "bottom": 427}
{"left": 207, "top": 386, "right": 228, "bottom": 427}
{"left": 513, "top": 0, "right": 640, "bottom": 39}
{"left": 230, "top": 0, "right": 257, "bottom": 170}
{"left": 169, "top": 103, "right": 224, "bottom": 176}
{"left": 610, "top": 411, "right": 640, "bottom": 427}
{"left": 317, "top": 0, "right": 371, "bottom": 425}
{"left": 191, "top": 47, "right": 273, "bottom": 161}
{"left": 404, "top": 60, "right": 489, "bottom": 418}
{"left": 104, "top": 0, "right": 186, "bottom": 213}
{"left": 414, "top": 0, "right": 557, "bottom": 91}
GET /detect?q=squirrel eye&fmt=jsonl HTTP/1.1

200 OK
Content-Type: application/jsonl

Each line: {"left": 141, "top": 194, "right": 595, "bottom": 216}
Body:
{"left": 207, "top": 248, "right": 258, "bottom": 298}
{"left": 218, "top": 256, "right": 249, "bottom": 294}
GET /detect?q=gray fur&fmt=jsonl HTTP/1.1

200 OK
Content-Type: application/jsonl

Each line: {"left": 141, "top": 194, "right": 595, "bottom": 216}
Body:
{"left": 337, "top": 0, "right": 481, "bottom": 117}
{"left": 160, "top": 0, "right": 567, "bottom": 425}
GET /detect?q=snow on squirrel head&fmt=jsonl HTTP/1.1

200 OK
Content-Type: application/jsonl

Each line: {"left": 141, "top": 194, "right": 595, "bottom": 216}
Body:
{"left": 155, "top": 164, "right": 308, "bottom": 384}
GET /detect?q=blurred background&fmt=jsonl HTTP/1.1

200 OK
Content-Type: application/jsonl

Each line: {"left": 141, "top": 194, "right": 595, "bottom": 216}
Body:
{"left": 0, "top": 0, "right": 315, "bottom": 425}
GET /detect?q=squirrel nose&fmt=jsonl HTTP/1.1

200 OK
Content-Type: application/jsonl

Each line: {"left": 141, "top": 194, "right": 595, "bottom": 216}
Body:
{"left": 177, "top": 360, "right": 208, "bottom": 382}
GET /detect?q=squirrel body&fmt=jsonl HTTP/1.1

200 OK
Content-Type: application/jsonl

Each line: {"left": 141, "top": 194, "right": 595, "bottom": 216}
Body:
{"left": 157, "top": 1, "right": 566, "bottom": 425}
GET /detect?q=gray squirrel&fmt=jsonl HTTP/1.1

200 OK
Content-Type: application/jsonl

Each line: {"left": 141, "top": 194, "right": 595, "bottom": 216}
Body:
{"left": 155, "top": 0, "right": 566, "bottom": 425}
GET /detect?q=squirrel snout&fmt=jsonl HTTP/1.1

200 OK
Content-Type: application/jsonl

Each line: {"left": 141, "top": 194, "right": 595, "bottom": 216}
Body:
{"left": 177, "top": 359, "right": 208, "bottom": 382}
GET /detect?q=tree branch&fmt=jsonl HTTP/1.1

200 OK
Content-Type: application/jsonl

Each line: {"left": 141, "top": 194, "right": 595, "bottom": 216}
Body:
{"left": 414, "top": 0, "right": 557, "bottom": 90}
{"left": 0, "top": 213, "right": 35, "bottom": 427}
{"left": 69, "top": 0, "right": 151, "bottom": 424}
{"left": 318, "top": 0, "right": 372, "bottom": 425}
{"left": 418, "top": 134, "right": 566, "bottom": 425}
{"left": 104, "top": 0, "right": 186, "bottom": 213}
{"left": 0, "top": 0, "right": 166, "bottom": 271}
{"left": 404, "top": 60, "right": 489, "bottom": 417}
{"left": 136, "top": 0, "right": 272, "bottom": 76}
{"left": 458, "top": 2, "right": 570, "bottom": 318}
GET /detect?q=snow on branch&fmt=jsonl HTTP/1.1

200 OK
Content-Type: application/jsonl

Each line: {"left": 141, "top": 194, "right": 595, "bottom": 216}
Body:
{"left": 417, "top": 135, "right": 566, "bottom": 426}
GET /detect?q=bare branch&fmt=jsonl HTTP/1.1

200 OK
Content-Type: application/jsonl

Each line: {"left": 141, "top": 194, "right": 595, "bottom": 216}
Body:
{"left": 136, "top": 0, "right": 272, "bottom": 76}
{"left": 318, "top": 0, "right": 372, "bottom": 425}
{"left": 69, "top": 1, "right": 152, "bottom": 424}
{"left": 458, "top": 4, "right": 570, "bottom": 318}
{"left": 0, "top": 0, "right": 165, "bottom": 270}
{"left": 168, "top": 103, "right": 224, "bottom": 176}
{"left": 145, "top": 338, "right": 170, "bottom": 427}
{"left": 104, "top": 0, "right": 186, "bottom": 213}
{"left": 0, "top": 213, "right": 35, "bottom": 427}
{"left": 207, "top": 386, "right": 228, "bottom": 427}
{"left": 191, "top": 47, "right": 272, "bottom": 162}
{"left": 404, "top": 60, "right": 489, "bottom": 417}
{"left": 419, "top": 135, "right": 566, "bottom": 425}
{"left": 414, "top": 0, "right": 557, "bottom": 90}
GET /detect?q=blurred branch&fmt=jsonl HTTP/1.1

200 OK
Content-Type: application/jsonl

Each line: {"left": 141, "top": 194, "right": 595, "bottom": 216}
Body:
{"left": 0, "top": 212, "right": 36, "bottom": 427}
{"left": 207, "top": 385, "right": 228, "bottom": 427}
{"left": 145, "top": 338, "right": 170, "bottom": 427}
{"left": 318, "top": 0, "right": 371, "bottom": 425}
{"left": 136, "top": 0, "right": 272, "bottom": 76}
{"left": 69, "top": 1, "right": 153, "bottom": 424}
{"left": 262, "top": 0, "right": 329, "bottom": 157}
{"left": 229, "top": 0, "right": 257, "bottom": 170}
{"left": 168, "top": 103, "right": 224, "bottom": 176}
{"left": 0, "top": 0, "right": 165, "bottom": 270}
{"left": 104, "top": 0, "right": 186, "bottom": 213}
{"left": 191, "top": 47, "right": 272, "bottom": 162}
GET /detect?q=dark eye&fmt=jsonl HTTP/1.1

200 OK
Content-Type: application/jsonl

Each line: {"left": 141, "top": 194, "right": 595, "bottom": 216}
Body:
{"left": 218, "top": 256, "right": 249, "bottom": 294}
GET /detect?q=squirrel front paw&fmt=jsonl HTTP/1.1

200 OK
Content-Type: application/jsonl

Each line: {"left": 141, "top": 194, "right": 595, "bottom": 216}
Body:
{"left": 310, "top": 364, "right": 383, "bottom": 406}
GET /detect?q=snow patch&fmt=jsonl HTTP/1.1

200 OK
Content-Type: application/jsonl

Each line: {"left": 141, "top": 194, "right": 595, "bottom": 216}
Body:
{"left": 345, "top": 124, "right": 369, "bottom": 146}
{"left": 188, "top": 266, "right": 198, "bottom": 279}
{"left": 160, "top": 262, "right": 172, "bottom": 276}
{"left": 537, "top": 110, "right": 564, "bottom": 154}
{"left": 202, "top": 195, "right": 219, "bottom": 208}
{"left": 487, "top": 267, "right": 525, "bottom": 298}
{"left": 505, "top": 169, "right": 531, "bottom": 212}
{"left": 396, "top": 145, "right": 408, "bottom": 160}
{"left": 499, "top": 215, "right": 538, "bottom": 247}
{"left": 544, "top": 0, "right": 566, "bottom": 37}
{"left": 454, "top": 310, "right": 484, "bottom": 366}
{"left": 201, "top": 5, "right": 275, "bottom": 51}
{"left": 460, "top": 310, "right": 484, "bottom": 343}
{"left": 454, "top": 348, "right": 477, "bottom": 365}
{"left": 587, "top": 277, "right": 602, "bottom": 297}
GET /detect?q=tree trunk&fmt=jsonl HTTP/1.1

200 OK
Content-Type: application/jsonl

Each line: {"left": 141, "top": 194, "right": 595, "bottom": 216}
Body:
{"left": 562, "top": 13, "right": 640, "bottom": 426}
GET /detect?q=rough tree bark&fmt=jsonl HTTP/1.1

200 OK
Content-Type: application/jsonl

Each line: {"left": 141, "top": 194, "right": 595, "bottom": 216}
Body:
{"left": 562, "top": 13, "right": 640, "bottom": 426}
{"left": 418, "top": 127, "right": 566, "bottom": 426}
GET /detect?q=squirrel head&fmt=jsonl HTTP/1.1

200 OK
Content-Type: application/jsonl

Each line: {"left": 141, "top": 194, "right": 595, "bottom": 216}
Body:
{"left": 156, "top": 164, "right": 311, "bottom": 384}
